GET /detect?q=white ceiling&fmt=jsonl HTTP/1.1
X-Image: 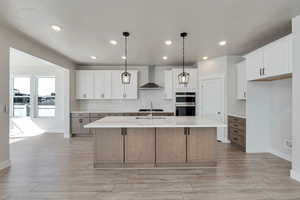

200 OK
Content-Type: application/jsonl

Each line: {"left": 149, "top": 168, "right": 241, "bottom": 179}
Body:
{"left": 1, "top": 0, "right": 300, "bottom": 66}
{"left": 10, "top": 48, "right": 58, "bottom": 68}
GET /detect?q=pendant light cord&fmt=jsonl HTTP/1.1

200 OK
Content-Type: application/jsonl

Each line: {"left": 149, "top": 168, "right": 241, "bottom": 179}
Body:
{"left": 125, "top": 36, "right": 128, "bottom": 73}
{"left": 182, "top": 35, "right": 185, "bottom": 73}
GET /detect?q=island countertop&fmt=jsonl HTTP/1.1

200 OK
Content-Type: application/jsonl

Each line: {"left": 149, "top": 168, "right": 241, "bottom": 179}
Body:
{"left": 84, "top": 116, "right": 226, "bottom": 128}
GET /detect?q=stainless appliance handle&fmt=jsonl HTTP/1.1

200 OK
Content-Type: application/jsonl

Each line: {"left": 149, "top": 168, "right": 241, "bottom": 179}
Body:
{"left": 175, "top": 95, "right": 196, "bottom": 97}
{"left": 176, "top": 105, "right": 196, "bottom": 107}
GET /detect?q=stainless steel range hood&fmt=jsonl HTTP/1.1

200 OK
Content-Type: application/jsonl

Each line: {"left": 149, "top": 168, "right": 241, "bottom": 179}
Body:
{"left": 139, "top": 65, "right": 162, "bottom": 90}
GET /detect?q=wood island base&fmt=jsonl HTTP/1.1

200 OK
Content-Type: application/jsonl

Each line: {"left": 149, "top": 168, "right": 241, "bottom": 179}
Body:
{"left": 93, "top": 127, "right": 217, "bottom": 169}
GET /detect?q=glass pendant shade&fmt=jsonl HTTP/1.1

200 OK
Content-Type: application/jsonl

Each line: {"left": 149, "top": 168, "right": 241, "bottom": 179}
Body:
{"left": 178, "top": 71, "right": 190, "bottom": 85}
{"left": 121, "top": 71, "right": 131, "bottom": 84}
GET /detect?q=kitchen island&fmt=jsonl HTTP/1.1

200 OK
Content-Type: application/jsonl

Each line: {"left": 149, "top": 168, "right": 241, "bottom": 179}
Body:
{"left": 85, "top": 116, "right": 226, "bottom": 168}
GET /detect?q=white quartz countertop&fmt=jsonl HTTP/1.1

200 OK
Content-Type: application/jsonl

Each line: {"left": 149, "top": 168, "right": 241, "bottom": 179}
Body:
{"left": 84, "top": 116, "right": 226, "bottom": 128}
{"left": 71, "top": 111, "right": 173, "bottom": 114}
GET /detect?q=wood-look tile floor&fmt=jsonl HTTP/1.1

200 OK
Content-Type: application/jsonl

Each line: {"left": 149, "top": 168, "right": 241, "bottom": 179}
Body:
{"left": 1, "top": 133, "right": 300, "bottom": 200}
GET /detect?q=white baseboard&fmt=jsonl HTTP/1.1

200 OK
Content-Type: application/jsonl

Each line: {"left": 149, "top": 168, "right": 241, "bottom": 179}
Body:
{"left": 269, "top": 148, "right": 291, "bottom": 161}
{"left": 290, "top": 170, "right": 300, "bottom": 182}
{"left": 0, "top": 160, "right": 11, "bottom": 170}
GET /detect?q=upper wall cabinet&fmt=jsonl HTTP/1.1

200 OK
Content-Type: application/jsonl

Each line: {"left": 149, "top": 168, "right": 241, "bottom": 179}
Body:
{"left": 173, "top": 68, "right": 198, "bottom": 91}
{"left": 76, "top": 70, "right": 94, "bottom": 99}
{"left": 236, "top": 61, "right": 247, "bottom": 100}
{"left": 94, "top": 71, "right": 112, "bottom": 99}
{"left": 246, "top": 34, "right": 292, "bottom": 81}
{"left": 111, "top": 70, "right": 138, "bottom": 99}
{"left": 76, "top": 70, "right": 138, "bottom": 100}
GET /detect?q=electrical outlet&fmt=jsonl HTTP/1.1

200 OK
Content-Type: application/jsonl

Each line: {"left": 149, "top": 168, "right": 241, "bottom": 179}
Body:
{"left": 284, "top": 139, "right": 292, "bottom": 150}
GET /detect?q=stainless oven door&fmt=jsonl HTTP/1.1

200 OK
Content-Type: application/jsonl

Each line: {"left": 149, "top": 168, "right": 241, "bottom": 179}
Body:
{"left": 176, "top": 105, "right": 196, "bottom": 116}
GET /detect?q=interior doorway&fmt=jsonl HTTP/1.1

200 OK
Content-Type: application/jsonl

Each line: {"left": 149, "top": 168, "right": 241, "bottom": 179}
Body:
{"left": 9, "top": 48, "right": 70, "bottom": 143}
{"left": 199, "top": 76, "right": 226, "bottom": 142}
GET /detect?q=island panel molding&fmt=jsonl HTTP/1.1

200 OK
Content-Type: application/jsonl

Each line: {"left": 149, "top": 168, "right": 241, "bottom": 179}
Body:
{"left": 156, "top": 128, "right": 186, "bottom": 164}
{"left": 125, "top": 128, "right": 155, "bottom": 165}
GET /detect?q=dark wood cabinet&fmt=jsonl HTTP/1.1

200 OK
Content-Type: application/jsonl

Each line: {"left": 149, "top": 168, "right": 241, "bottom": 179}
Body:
{"left": 228, "top": 116, "right": 246, "bottom": 151}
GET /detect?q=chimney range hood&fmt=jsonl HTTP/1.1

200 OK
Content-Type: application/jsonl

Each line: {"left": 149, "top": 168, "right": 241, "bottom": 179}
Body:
{"left": 139, "top": 65, "right": 162, "bottom": 90}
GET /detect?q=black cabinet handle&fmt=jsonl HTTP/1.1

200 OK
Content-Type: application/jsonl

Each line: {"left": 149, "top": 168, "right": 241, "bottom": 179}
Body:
{"left": 259, "top": 68, "right": 262, "bottom": 76}
{"left": 79, "top": 119, "right": 83, "bottom": 123}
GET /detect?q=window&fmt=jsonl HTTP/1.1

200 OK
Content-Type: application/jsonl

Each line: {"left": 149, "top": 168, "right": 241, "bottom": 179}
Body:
{"left": 37, "top": 77, "right": 56, "bottom": 117}
{"left": 12, "top": 76, "right": 56, "bottom": 118}
{"left": 13, "top": 77, "right": 31, "bottom": 117}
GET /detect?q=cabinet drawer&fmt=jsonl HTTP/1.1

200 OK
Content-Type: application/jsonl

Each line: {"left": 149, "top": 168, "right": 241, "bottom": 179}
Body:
{"left": 229, "top": 127, "right": 244, "bottom": 137}
{"left": 71, "top": 117, "right": 90, "bottom": 134}
{"left": 228, "top": 116, "right": 245, "bottom": 124}
{"left": 229, "top": 127, "right": 245, "bottom": 147}
{"left": 71, "top": 113, "right": 90, "bottom": 118}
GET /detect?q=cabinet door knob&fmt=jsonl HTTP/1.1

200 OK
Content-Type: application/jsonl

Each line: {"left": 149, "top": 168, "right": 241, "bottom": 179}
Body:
{"left": 244, "top": 92, "right": 246, "bottom": 98}
{"left": 83, "top": 94, "right": 87, "bottom": 98}
{"left": 101, "top": 94, "right": 105, "bottom": 98}
{"left": 79, "top": 119, "right": 83, "bottom": 123}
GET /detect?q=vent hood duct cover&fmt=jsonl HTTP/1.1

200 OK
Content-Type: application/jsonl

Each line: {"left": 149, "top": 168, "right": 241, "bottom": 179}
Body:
{"left": 139, "top": 65, "right": 162, "bottom": 90}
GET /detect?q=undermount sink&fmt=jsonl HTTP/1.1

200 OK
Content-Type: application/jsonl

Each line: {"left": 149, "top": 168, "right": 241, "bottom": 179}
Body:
{"left": 135, "top": 116, "right": 166, "bottom": 120}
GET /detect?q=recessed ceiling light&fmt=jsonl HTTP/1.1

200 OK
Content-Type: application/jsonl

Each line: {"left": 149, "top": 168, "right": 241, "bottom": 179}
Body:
{"left": 165, "top": 40, "right": 172, "bottom": 45}
{"left": 51, "top": 25, "right": 62, "bottom": 32}
{"left": 162, "top": 56, "right": 168, "bottom": 60}
{"left": 110, "top": 40, "right": 117, "bottom": 45}
{"left": 219, "top": 41, "right": 227, "bottom": 46}
{"left": 121, "top": 56, "right": 127, "bottom": 60}
{"left": 203, "top": 56, "right": 208, "bottom": 60}
{"left": 90, "top": 56, "right": 97, "bottom": 60}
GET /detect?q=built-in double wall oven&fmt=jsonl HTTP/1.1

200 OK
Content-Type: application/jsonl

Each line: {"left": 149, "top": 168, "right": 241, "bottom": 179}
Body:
{"left": 175, "top": 92, "right": 196, "bottom": 116}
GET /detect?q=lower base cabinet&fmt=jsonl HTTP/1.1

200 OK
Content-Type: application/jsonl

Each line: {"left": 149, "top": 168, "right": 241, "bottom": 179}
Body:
{"left": 156, "top": 128, "right": 186, "bottom": 164}
{"left": 94, "top": 128, "right": 123, "bottom": 168}
{"left": 93, "top": 127, "right": 217, "bottom": 168}
{"left": 125, "top": 128, "right": 155, "bottom": 167}
{"left": 187, "top": 128, "right": 216, "bottom": 163}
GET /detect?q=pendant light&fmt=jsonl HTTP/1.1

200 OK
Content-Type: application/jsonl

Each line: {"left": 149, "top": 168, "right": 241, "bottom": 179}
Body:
{"left": 178, "top": 32, "right": 190, "bottom": 85}
{"left": 121, "top": 32, "right": 131, "bottom": 84}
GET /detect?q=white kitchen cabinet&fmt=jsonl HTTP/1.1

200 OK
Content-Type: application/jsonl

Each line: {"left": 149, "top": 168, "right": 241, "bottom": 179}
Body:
{"left": 94, "top": 71, "right": 112, "bottom": 99}
{"left": 111, "top": 70, "right": 138, "bottom": 99}
{"left": 288, "top": 34, "right": 293, "bottom": 73}
{"left": 164, "top": 70, "right": 173, "bottom": 99}
{"left": 236, "top": 61, "right": 247, "bottom": 100}
{"left": 111, "top": 71, "right": 125, "bottom": 99}
{"left": 173, "top": 68, "right": 198, "bottom": 91}
{"left": 124, "top": 70, "right": 138, "bottom": 99}
{"left": 263, "top": 35, "right": 290, "bottom": 77}
{"left": 246, "top": 48, "right": 264, "bottom": 81}
{"left": 246, "top": 34, "right": 292, "bottom": 81}
{"left": 76, "top": 70, "right": 94, "bottom": 99}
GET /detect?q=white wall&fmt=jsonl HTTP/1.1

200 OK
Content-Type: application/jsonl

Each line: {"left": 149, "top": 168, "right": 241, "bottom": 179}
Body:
{"left": 291, "top": 16, "right": 300, "bottom": 181}
{"left": 11, "top": 61, "right": 66, "bottom": 133}
{"left": 246, "top": 79, "right": 292, "bottom": 158}
{"left": 270, "top": 79, "right": 292, "bottom": 159}
{"left": 197, "top": 56, "right": 246, "bottom": 117}
{"left": 0, "top": 23, "right": 75, "bottom": 169}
